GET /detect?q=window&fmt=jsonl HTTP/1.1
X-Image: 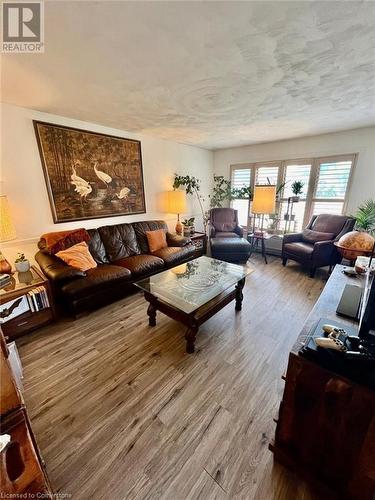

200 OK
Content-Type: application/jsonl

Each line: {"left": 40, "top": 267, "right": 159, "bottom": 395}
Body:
{"left": 309, "top": 159, "right": 353, "bottom": 221}
{"left": 231, "top": 167, "right": 251, "bottom": 226}
{"left": 230, "top": 154, "right": 355, "bottom": 233}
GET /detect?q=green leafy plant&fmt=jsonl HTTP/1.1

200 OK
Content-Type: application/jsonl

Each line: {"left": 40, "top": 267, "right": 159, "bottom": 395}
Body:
{"left": 354, "top": 199, "right": 375, "bottom": 235}
{"left": 291, "top": 180, "right": 304, "bottom": 196}
{"left": 231, "top": 186, "right": 252, "bottom": 200}
{"left": 182, "top": 217, "right": 195, "bottom": 226}
{"left": 15, "top": 253, "right": 27, "bottom": 263}
{"left": 210, "top": 175, "right": 232, "bottom": 208}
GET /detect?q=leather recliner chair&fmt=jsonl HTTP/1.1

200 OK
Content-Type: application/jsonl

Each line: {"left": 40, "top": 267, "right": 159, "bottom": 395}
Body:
{"left": 209, "top": 208, "right": 243, "bottom": 238}
{"left": 282, "top": 213, "right": 355, "bottom": 277}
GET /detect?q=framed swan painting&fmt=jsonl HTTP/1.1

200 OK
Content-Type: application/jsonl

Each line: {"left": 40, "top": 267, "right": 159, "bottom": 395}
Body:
{"left": 33, "top": 121, "right": 146, "bottom": 223}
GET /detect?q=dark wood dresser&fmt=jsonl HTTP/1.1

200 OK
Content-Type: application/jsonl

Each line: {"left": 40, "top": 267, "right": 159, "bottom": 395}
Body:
{"left": 270, "top": 265, "right": 375, "bottom": 500}
{"left": 0, "top": 330, "right": 52, "bottom": 494}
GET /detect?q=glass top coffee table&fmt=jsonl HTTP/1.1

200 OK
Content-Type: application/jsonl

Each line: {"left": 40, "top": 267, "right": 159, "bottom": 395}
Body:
{"left": 135, "top": 256, "right": 252, "bottom": 353}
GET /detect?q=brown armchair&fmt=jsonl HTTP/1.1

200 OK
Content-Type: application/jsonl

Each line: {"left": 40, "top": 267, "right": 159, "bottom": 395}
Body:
{"left": 282, "top": 214, "right": 355, "bottom": 277}
{"left": 209, "top": 208, "right": 243, "bottom": 238}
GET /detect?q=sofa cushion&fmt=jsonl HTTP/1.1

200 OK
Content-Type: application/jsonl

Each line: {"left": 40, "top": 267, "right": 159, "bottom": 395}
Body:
{"left": 55, "top": 241, "right": 98, "bottom": 272}
{"left": 87, "top": 228, "right": 109, "bottom": 264}
{"left": 152, "top": 246, "right": 195, "bottom": 266}
{"left": 302, "top": 229, "right": 335, "bottom": 244}
{"left": 133, "top": 220, "right": 168, "bottom": 253}
{"left": 213, "top": 231, "right": 240, "bottom": 238}
{"left": 146, "top": 229, "right": 167, "bottom": 253}
{"left": 61, "top": 264, "right": 131, "bottom": 300}
{"left": 283, "top": 242, "right": 314, "bottom": 259}
{"left": 98, "top": 223, "right": 141, "bottom": 262}
{"left": 114, "top": 254, "right": 164, "bottom": 277}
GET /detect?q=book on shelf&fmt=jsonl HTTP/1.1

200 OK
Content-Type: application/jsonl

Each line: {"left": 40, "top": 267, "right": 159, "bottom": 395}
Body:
{"left": 26, "top": 286, "right": 49, "bottom": 313}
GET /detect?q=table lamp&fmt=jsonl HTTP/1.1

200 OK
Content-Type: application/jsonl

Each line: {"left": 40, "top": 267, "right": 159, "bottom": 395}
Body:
{"left": 0, "top": 195, "right": 16, "bottom": 274}
{"left": 165, "top": 190, "right": 187, "bottom": 235}
{"left": 252, "top": 185, "right": 276, "bottom": 234}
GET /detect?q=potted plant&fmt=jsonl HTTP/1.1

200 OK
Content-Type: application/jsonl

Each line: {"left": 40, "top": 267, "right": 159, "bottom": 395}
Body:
{"left": 354, "top": 199, "right": 375, "bottom": 235}
{"left": 182, "top": 217, "right": 195, "bottom": 236}
{"left": 15, "top": 253, "right": 30, "bottom": 273}
{"left": 173, "top": 175, "right": 208, "bottom": 234}
{"left": 290, "top": 180, "right": 304, "bottom": 202}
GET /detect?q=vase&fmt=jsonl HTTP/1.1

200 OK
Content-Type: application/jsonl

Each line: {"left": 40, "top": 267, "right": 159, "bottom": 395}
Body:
{"left": 15, "top": 260, "right": 30, "bottom": 273}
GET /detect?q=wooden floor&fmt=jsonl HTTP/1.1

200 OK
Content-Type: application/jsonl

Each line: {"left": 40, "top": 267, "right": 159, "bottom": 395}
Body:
{"left": 18, "top": 256, "right": 328, "bottom": 500}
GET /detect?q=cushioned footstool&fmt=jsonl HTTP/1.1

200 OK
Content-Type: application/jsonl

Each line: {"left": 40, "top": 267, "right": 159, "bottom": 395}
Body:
{"left": 210, "top": 237, "right": 251, "bottom": 263}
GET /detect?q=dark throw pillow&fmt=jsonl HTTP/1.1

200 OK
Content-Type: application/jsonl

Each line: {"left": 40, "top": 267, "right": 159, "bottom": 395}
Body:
{"left": 302, "top": 229, "right": 335, "bottom": 244}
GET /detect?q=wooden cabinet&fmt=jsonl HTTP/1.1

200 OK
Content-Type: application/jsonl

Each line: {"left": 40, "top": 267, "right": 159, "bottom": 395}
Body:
{"left": 0, "top": 266, "right": 55, "bottom": 340}
{"left": 0, "top": 331, "right": 52, "bottom": 495}
{"left": 270, "top": 266, "right": 375, "bottom": 500}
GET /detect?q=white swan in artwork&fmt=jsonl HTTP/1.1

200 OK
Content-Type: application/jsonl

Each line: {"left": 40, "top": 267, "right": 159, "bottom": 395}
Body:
{"left": 115, "top": 187, "right": 130, "bottom": 200}
{"left": 71, "top": 164, "right": 92, "bottom": 199}
{"left": 94, "top": 162, "right": 112, "bottom": 187}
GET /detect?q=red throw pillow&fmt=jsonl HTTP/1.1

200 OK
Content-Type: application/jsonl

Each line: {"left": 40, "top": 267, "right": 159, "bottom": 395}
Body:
{"left": 146, "top": 229, "right": 167, "bottom": 253}
{"left": 50, "top": 228, "right": 90, "bottom": 254}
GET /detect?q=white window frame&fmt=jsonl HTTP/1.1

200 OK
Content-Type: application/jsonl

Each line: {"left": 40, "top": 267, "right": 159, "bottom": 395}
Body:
{"left": 230, "top": 153, "right": 357, "bottom": 232}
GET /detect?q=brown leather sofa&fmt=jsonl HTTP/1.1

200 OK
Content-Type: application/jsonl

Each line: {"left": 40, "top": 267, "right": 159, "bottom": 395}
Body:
{"left": 35, "top": 220, "right": 195, "bottom": 315}
{"left": 282, "top": 214, "right": 355, "bottom": 277}
{"left": 209, "top": 208, "right": 243, "bottom": 238}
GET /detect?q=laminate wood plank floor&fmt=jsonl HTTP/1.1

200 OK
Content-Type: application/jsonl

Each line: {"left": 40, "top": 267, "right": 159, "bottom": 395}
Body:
{"left": 18, "top": 256, "right": 329, "bottom": 500}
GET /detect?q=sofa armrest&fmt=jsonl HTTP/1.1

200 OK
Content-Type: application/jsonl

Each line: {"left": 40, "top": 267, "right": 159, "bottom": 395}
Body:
{"left": 35, "top": 251, "right": 86, "bottom": 282}
{"left": 166, "top": 232, "right": 191, "bottom": 247}
{"left": 283, "top": 233, "right": 303, "bottom": 245}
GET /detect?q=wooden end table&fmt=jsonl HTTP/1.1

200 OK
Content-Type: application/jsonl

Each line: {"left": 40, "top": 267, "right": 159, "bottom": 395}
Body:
{"left": 0, "top": 266, "right": 55, "bottom": 340}
{"left": 248, "top": 232, "right": 272, "bottom": 264}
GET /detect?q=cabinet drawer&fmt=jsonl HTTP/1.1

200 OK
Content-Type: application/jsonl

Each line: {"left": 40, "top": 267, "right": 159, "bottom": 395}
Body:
{"left": 2, "top": 309, "right": 53, "bottom": 340}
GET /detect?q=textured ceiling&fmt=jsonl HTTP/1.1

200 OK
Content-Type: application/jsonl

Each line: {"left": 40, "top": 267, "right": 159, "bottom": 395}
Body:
{"left": 2, "top": 1, "right": 375, "bottom": 149}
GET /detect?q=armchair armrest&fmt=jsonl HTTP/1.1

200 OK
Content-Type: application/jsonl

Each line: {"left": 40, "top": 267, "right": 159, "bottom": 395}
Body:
{"left": 166, "top": 232, "right": 191, "bottom": 247}
{"left": 209, "top": 225, "right": 216, "bottom": 238}
{"left": 35, "top": 251, "right": 86, "bottom": 282}
{"left": 283, "top": 233, "right": 303, "bottom": 245}
{"left": 312, "top": 240, "right": 340, "bottom": 266}
{"left": 234, "top": 225, "right": 243, "bottom": 238}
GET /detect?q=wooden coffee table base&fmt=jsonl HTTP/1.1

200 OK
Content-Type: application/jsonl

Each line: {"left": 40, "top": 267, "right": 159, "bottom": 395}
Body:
{"left": 144, "top": 278, "right": 246, "bottom": 353}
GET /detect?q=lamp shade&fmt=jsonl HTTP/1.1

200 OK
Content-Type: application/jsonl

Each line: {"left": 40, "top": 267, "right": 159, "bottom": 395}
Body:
{"left": 252, "top": 185, "right": 276, "bottom": 214}
{"left": 165, "top": 190, "right": 186, "bottom": 214}
{"left": 0, "top": 195, "right": 16, "bottom": 242}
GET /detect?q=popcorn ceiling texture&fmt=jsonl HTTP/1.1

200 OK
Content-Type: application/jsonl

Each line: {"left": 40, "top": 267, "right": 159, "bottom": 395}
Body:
{"left": 2, "top": 1, "right": 375, "bottom": 149}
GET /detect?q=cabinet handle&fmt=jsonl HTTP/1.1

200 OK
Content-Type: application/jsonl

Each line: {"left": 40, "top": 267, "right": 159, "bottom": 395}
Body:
{"left": 17, "top": 321, "right": 28, "bottom": 327}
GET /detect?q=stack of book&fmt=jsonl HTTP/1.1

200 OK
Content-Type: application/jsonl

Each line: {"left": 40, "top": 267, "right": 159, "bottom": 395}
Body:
{"left": 0, "top": 274, "right": 11, "bottom": 288}
{"left": 26, "top": 286, "right": 50, "bottom": 312}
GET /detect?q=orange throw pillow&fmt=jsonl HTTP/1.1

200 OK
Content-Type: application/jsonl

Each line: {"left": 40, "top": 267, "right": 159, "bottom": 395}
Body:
{"left": 146, "top": 229, "right": 167, "bottom": 253}
{"left": 56, "top": 241, "right": 97, "bottom": 272}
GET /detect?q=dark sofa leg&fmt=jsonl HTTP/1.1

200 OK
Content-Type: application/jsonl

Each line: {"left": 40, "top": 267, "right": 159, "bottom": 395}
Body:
{"left": 310, "top": 267, "right": 316, "bottom": 278}
{"left": 282, "top": 258, "right": 287, "bottom": 267}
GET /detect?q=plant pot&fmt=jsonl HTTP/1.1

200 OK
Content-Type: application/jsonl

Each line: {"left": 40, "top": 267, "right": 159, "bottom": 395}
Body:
{"left": 291, "top": 196, "right": 300, "bottom": 202}
{"left": 290, "top": 214, "right": 296, "bottom": 221}
{"left": 284, "top": 214, "right": 289, "bottom": 221}
{"left": 15, "top": 260, "right": 30, "bottom": 273}
{"left": 183, "top": 227, "right": 192, "bottom": 237}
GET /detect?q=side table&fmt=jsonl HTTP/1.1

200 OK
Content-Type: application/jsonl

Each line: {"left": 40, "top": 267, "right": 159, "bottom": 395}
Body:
{"left": 188, "top": 232, "right": 207, "bottom": 257}
{"left": 0, "top": 266, "right": 55, "bottom": 340}
{"left": 248, "top": 232, "right": 272, "bottom": 264}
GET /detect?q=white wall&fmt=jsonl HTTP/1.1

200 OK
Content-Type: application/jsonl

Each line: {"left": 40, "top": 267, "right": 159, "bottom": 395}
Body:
{"left": 1, "top": 103, "right": 213, "bottom": 263}
{"left": 214, "top": 127, "right": 375, "bottom": 213}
